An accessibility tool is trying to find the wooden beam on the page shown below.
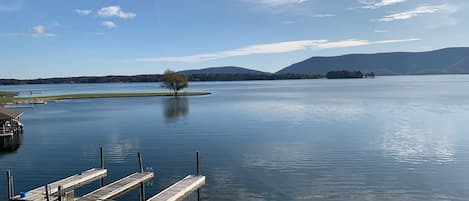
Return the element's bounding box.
[77,172,154,201]
[12,168,107,201]
[147,175,205,201]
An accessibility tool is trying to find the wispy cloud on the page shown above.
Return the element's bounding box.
[359,0,406,9]
[98,5,136,19]
[379,4,456,22]
[30,25,56,37]
[75,9,92,16]
[314,14,336,17]
[137,38,420,62]
[282,20,297,24]
[254,0,308,6]
[102,21,117,29]
[374,29,387,33]
[0,1,22,12]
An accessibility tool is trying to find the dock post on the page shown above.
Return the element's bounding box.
[10,174,14,199]
[6,170,11,201]
[100,146,104,187]
[45,184,50,201]
[138,152,145,201]
[196,151,200,201]
[58,185,63,201]
[138,152,143,173]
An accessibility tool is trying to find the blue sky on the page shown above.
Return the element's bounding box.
[1,0,468,78]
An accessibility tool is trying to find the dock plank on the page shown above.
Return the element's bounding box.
[78,172,154,201]
[12,168,107,201]
[147,175,205,201]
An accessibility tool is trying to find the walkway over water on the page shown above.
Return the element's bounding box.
[11,168,107,201]
[77,172,154,201]
[147,175,205,201]
[7,150,205,201]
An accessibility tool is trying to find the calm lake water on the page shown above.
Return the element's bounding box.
[2,75,469,200]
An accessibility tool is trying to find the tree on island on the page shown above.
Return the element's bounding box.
[162,70,188,96]
[326,70,363,79]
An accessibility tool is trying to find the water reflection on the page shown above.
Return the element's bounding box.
[381,109,456,164]
[163,97,189,122]
[0,134,22,158]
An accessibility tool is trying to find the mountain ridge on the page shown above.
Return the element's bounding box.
[178,66,271,75]
[276,47,469,75]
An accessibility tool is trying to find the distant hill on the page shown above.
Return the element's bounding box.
[276,47,469,75]
[178,66,270,75]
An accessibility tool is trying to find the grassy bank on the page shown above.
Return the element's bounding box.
[0,92,211,104]
[0,91,18,97]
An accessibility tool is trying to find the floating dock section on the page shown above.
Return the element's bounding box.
[147,175,205,201]
[10,168,107,201]
[77,172,154,201]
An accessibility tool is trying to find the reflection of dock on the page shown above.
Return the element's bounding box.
[6,149,205,201]
[0,134,22,157]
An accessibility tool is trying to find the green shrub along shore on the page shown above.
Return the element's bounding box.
[0,92,211,104]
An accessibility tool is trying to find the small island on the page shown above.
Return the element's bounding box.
[0,70,210,105]
[326,70,375,79]
[0,92,211,104]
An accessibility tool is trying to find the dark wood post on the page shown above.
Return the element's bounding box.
[10,174,14,199]
[45,184,50,201]
[138,152,143,173]
[58,185,63,201]
[196,151,200,201]
[138,152,145,201]
[100,146,104,187]
[6,170,11,200]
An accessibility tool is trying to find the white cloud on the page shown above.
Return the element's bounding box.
[137,38,420,62]
[251,0,308,6]
[282,20,296,24]
[359,0,406,9]
[98,5,136,19]
[102,21,117,29]
[379,4,456,22]
[374,29,387,33]
[74,9,92,16]
[314,14,336,17]
[30,25,56,37]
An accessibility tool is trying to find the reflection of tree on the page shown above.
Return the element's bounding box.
[0,134,22,158]
[163,97,189,122]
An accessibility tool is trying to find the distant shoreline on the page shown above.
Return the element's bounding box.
[0,92,211,104]
[0,73,320,85]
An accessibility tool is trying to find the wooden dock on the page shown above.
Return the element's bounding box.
[77,172,154,201]
[147,175,205,201]
[11,168,107,201]
[6,150,205,201]
[0,132,14,137]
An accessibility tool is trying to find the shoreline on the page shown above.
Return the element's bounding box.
[0,92,211,104]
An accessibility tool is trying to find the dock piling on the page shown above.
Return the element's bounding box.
[196,151,200,201]
[10,174,14,199]
[6,170,12,201]
[57,185,62,201]
[138,152,143,173]
[45,184,50,201]
[99,146,104,187]
[138,152,145,201]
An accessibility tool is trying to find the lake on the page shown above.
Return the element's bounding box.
[2,75,469,200]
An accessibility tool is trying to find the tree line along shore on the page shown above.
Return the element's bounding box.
[0,73,320,85]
